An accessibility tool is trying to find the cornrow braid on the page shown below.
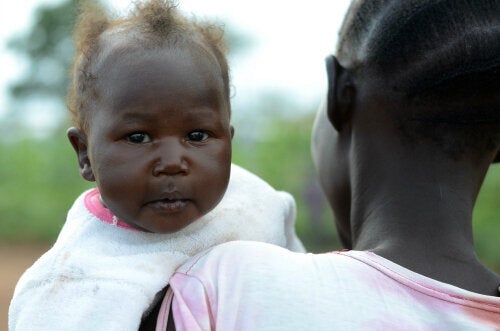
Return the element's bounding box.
[336,0,500,95]
[335,0,499,160]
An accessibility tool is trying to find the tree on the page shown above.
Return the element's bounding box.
[8,0,79,109]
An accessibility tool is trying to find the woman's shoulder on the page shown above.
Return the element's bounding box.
[176,241,286,270]
[174,241,349,281]
[173,241,299,279]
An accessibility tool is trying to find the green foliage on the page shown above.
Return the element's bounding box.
[473,165,500,271]
[0,129,93,242]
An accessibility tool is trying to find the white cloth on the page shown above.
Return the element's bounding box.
[9,164,304,331]
[168,241,500,330]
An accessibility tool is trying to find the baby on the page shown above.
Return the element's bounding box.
[9,1,304,330]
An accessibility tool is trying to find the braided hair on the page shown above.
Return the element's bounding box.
[336,0,500,160]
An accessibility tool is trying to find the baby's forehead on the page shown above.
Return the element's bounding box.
[94,26,145,67]
[87,25,229,111]
[94,46,224,94]
[95,25,221,78]
[91,31,226,108]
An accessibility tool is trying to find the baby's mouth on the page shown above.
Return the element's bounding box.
[149,198,189,212]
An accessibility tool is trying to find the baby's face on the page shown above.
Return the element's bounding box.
[86,46,232,233]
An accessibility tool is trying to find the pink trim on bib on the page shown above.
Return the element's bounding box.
[84,188,138,231]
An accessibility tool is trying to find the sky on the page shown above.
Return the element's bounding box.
[0,0,351,132]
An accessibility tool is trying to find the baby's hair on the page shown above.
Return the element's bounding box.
[67,0,230,133]
[336,0,499,159]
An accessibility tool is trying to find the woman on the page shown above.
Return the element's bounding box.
[161,0,500,329]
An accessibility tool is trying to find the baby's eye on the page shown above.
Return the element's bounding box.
[187,131,209,142]
[126,133,151,144]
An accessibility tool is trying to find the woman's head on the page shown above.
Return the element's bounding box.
[334,0,499,160]
[313,0,500,247]
[322,0,499,161]
[336,0,499,91]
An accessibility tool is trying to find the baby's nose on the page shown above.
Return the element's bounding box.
[152,139,188,176]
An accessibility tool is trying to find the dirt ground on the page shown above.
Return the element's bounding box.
[1,243,51,331]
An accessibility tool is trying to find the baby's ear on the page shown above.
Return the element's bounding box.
[325,55,355,131]
[67,127,95,182]
[230,125,235,140]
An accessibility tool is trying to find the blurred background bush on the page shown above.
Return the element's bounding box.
[0,0,498,272]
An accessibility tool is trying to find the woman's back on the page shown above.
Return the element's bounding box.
[167,241,500,330]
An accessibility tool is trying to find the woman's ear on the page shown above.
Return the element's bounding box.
[325,55,355,131]
[67,127,95,182]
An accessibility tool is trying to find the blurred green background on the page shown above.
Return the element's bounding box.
[0,0,498,273]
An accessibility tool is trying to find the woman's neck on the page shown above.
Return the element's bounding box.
[349,152,499,295]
